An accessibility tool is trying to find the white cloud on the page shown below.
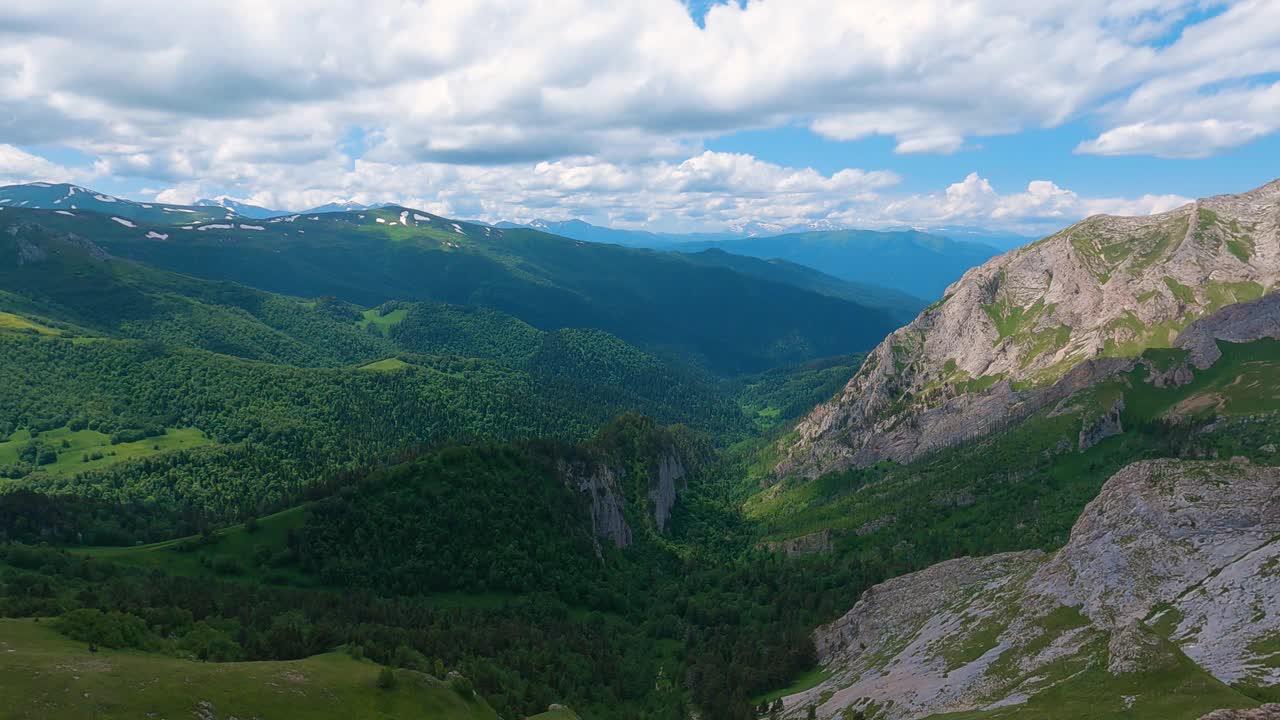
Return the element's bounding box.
[0,1,1270,235]
[877,173,1192,233]
[1078,1,1280,156]
[1,0,1266,173]
[0,144,85,185]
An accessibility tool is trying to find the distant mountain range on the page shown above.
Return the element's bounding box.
[0,183,393,222]
[193,197,389,217]
[192,196,287,219]
[1,183,996,300]
[494,218,845,247]
[0,188,906,375]
[498,218,1007,298]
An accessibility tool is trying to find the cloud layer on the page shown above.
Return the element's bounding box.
[0,0,1271,232]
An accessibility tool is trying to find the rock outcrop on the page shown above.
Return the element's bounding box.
[1173,290,1280,370]
[561,460,633,551]
[779,179,1280,478]
[649,450,687,533]
[560,443,693,552]
[789,459,1280,719]
[1201,706,1280,720]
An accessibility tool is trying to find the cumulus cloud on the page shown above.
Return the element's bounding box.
[0,1,1271,233]
[878,173,1192,233]
[2,0,1266,171]
[0,144,86,185]
[1078,1,1280,157]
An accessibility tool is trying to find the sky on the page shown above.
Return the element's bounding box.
[0,0,1277,235]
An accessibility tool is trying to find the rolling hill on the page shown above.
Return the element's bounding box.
[0,201,903,375]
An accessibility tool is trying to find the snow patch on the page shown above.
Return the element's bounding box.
[414,213,430,222]
[55,210,74,216]
[146,231,169,240]
[30,182,51,188]
[110,216,136,228]
[93,194,118,203]
[451,223,465,235]
[197,224,233,231]
[239,224,265,231]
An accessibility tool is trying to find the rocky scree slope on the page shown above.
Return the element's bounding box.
[785,458,1280,719]
[778,179,1280,478]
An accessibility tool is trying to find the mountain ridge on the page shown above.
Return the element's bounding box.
[785,457,1279,719]
[779,178,1280,479]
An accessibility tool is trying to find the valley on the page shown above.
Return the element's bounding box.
[2,178,1280,720]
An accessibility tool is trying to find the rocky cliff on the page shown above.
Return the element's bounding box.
[560,443,691,552]
[561,460,634,551]
[787,459,1280,719]
[779,179,1280,478]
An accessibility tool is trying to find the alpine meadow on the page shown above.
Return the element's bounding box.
[1,2,1279,720]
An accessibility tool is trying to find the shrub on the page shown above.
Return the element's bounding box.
[53,609,153,650]
[376,667,397,690]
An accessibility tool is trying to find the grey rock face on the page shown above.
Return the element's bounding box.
[780,180,1280,478]
[1078,395,1124,451]
[559,445,691,551]
[649,451,687,533]
[1201,706,1280,720]
[793,459,1280,719]
[1174,291,1280,369]
[560,460,633,551]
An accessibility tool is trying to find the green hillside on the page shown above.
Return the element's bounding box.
[0,618,499,720]
[0,206,899,375]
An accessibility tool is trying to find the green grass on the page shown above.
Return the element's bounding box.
[526,709,583,720]
[940,614,1007,672]
[357,307,409,336]
[80,505,312,584]
[0,310,60,335]
[926,635,1255,720]
[1124,339,1280,421]
[0,618,498,720]
[749,666,833,705]
[981,298,1050,342]
[1163,276,1196,305]
[359,357,413,371]
[0,426,212,478]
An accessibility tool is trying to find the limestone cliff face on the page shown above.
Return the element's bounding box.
[560,444,691,552]
[790,459,1280,719]
[560,460,633,551]
[779,179,1280,478]
[648,450,687,533]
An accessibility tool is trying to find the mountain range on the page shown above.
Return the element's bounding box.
[499,218,1008,298]
[2,177,1280,720]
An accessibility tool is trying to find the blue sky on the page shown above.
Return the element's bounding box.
[0,0,1276,235]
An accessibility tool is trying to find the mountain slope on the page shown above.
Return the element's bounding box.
[0,618,499,720]
[3,203,900,375]
[503,219,1000,300]
[779,179,1280,478]
[194,196,289,219]
[0,183,230,224]
[676,229,1000,299]
[679,249,926,322]
[784,458,1278,719]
